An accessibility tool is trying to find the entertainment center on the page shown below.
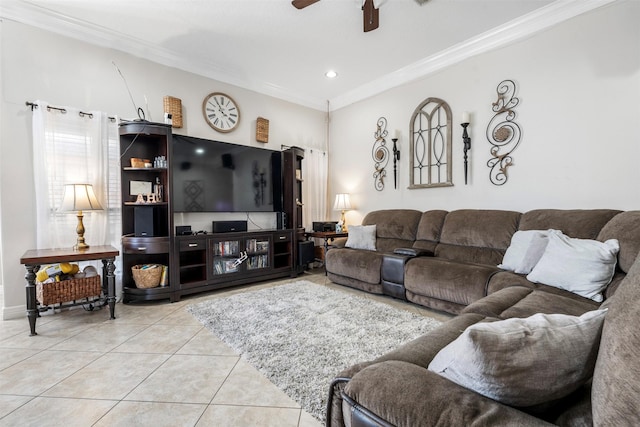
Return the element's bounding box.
[119,121,305,303]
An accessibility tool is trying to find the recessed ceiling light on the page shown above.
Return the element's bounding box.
[195,148,205,154]
[325,70,338,79]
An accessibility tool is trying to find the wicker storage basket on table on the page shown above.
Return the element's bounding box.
[36,276,102,306]
[131,264,162,288]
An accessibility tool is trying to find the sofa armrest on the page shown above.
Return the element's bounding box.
[393,247,433,257]
[330,237,348,249]
[340,360,554,427]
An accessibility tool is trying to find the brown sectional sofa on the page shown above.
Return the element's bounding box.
[325,209,640,426]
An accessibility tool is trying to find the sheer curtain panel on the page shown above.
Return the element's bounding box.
[302,148,328,230]
[31,101,121,282]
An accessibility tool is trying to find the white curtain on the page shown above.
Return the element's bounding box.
[302,148,328,230]
[31,100,121,269]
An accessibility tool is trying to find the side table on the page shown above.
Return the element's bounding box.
[304,231,348,266]
[20,245,119,336]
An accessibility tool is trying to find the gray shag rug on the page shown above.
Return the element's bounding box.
[187,280,442,422]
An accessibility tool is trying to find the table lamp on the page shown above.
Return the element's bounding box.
[60,183,104,251]
[333,193,352,232]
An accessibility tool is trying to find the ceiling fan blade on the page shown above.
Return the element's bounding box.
[362,0,379,32]
[292,0,320,9]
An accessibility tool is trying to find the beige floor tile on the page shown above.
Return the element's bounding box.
[212,360,300,408]
[93,401,206,427]
[0,347,40,371]
[114,303,185,325]
[0,396,117,427]
[42,352,169,400]
[113,324,202,354]
[125,354,238,404]
[156,305,205,326]
[49,322,148,352]
[177,328,238,356]
[0,350,101,395]
[0,395,33,419]
[0,319,94,350]
[198,404,302,427]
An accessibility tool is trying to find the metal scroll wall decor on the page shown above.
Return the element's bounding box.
[372,117,389,191]
[487,79,521,185]
[409,98,453,189]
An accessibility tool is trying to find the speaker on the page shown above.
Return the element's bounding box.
[134,207,158,237]
[176,225,192,236]
[276,212,287,230]
[298,240,315,266]
[212,220,248,233]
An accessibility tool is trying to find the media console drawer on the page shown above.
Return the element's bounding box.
[122,236,170,254]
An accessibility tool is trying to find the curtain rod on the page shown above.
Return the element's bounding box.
[26,101,116,122]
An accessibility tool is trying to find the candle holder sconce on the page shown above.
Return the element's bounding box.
[372,117,389,191]
[392,137,400,189]
[461,112,471,185]
[487,79,521,186]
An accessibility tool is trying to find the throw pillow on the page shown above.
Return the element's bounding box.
[526,233,619,302]
[499,229,559,274]
[428,309,607,407]
[345,225,377,251]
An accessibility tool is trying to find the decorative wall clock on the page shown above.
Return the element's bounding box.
[202,92,240,133]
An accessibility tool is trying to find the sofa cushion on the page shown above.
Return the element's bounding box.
[596,210,640,273]
[592,252,640,425]
[325,248,384,285]
[499,229,558,274]
[463,286,600,320]
[526,233,619,302]
[518,209,621,239]
[428,309,607,407]
[362,209,422,252]
[412,210,448,252]
[345,225,377,251]
[404,257,499,306]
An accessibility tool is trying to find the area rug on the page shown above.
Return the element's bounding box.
[186,280,442,422]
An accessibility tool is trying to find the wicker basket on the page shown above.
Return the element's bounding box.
[163,96,183,128]
[256,117,269,143]
[130,158,151,168]
[36,275,102,306]
[132,264,162,289]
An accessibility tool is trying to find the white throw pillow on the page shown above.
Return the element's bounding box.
[428,309,607,407]
[345,225,377,251]
[499,229,559,274]
[526,233,619,302]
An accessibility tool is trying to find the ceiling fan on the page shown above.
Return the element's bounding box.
[292,0,429,33]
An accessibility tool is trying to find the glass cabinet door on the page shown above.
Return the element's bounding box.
[245,237,270,271]
[212,240,241,275]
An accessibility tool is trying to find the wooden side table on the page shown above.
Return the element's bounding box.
[20,245,119,336]
[304,231,348,266]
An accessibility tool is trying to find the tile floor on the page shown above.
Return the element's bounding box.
[0,270,450,427]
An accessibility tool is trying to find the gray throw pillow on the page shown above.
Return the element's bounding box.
[345,225,377,251]
[428,309,607,407]
[526,233,619,302]
[498,229,558,274]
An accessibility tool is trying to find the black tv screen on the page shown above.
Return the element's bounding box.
[172,135,283,213]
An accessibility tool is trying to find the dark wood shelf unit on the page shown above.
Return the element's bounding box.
[119,122,174,303]
[282,147,305,274]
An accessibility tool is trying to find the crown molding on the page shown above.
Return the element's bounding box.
[1,0,616,112]
[328,0,617,111]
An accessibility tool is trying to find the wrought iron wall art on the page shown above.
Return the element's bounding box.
[372,117,389,191]
[487,79,521,186]
[392,136,400,189]
[409,98,453,189]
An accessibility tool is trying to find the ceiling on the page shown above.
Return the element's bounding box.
[1,0,613,111]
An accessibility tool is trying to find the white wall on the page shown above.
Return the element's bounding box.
[328,0,640,227]
[0,19,326,319]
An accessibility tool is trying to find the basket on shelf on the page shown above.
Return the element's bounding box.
[130,158,151,168]
[36,276,102,306]
[131,264,163,289]
[163,96,183,128]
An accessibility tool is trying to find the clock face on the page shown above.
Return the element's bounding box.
[202,92,240,133]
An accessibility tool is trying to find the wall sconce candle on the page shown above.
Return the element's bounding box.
[392,130,401,189]
[461,112,471,185]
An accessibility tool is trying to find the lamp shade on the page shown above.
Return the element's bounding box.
[333,193,352,211]
[60,184,103,212]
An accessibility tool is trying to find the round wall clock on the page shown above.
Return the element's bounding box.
[202,92,240,133]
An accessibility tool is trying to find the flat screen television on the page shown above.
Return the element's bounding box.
[172,134,283,213]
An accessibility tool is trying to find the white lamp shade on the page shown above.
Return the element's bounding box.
[333,193,352,211]
[60,184,104,212]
